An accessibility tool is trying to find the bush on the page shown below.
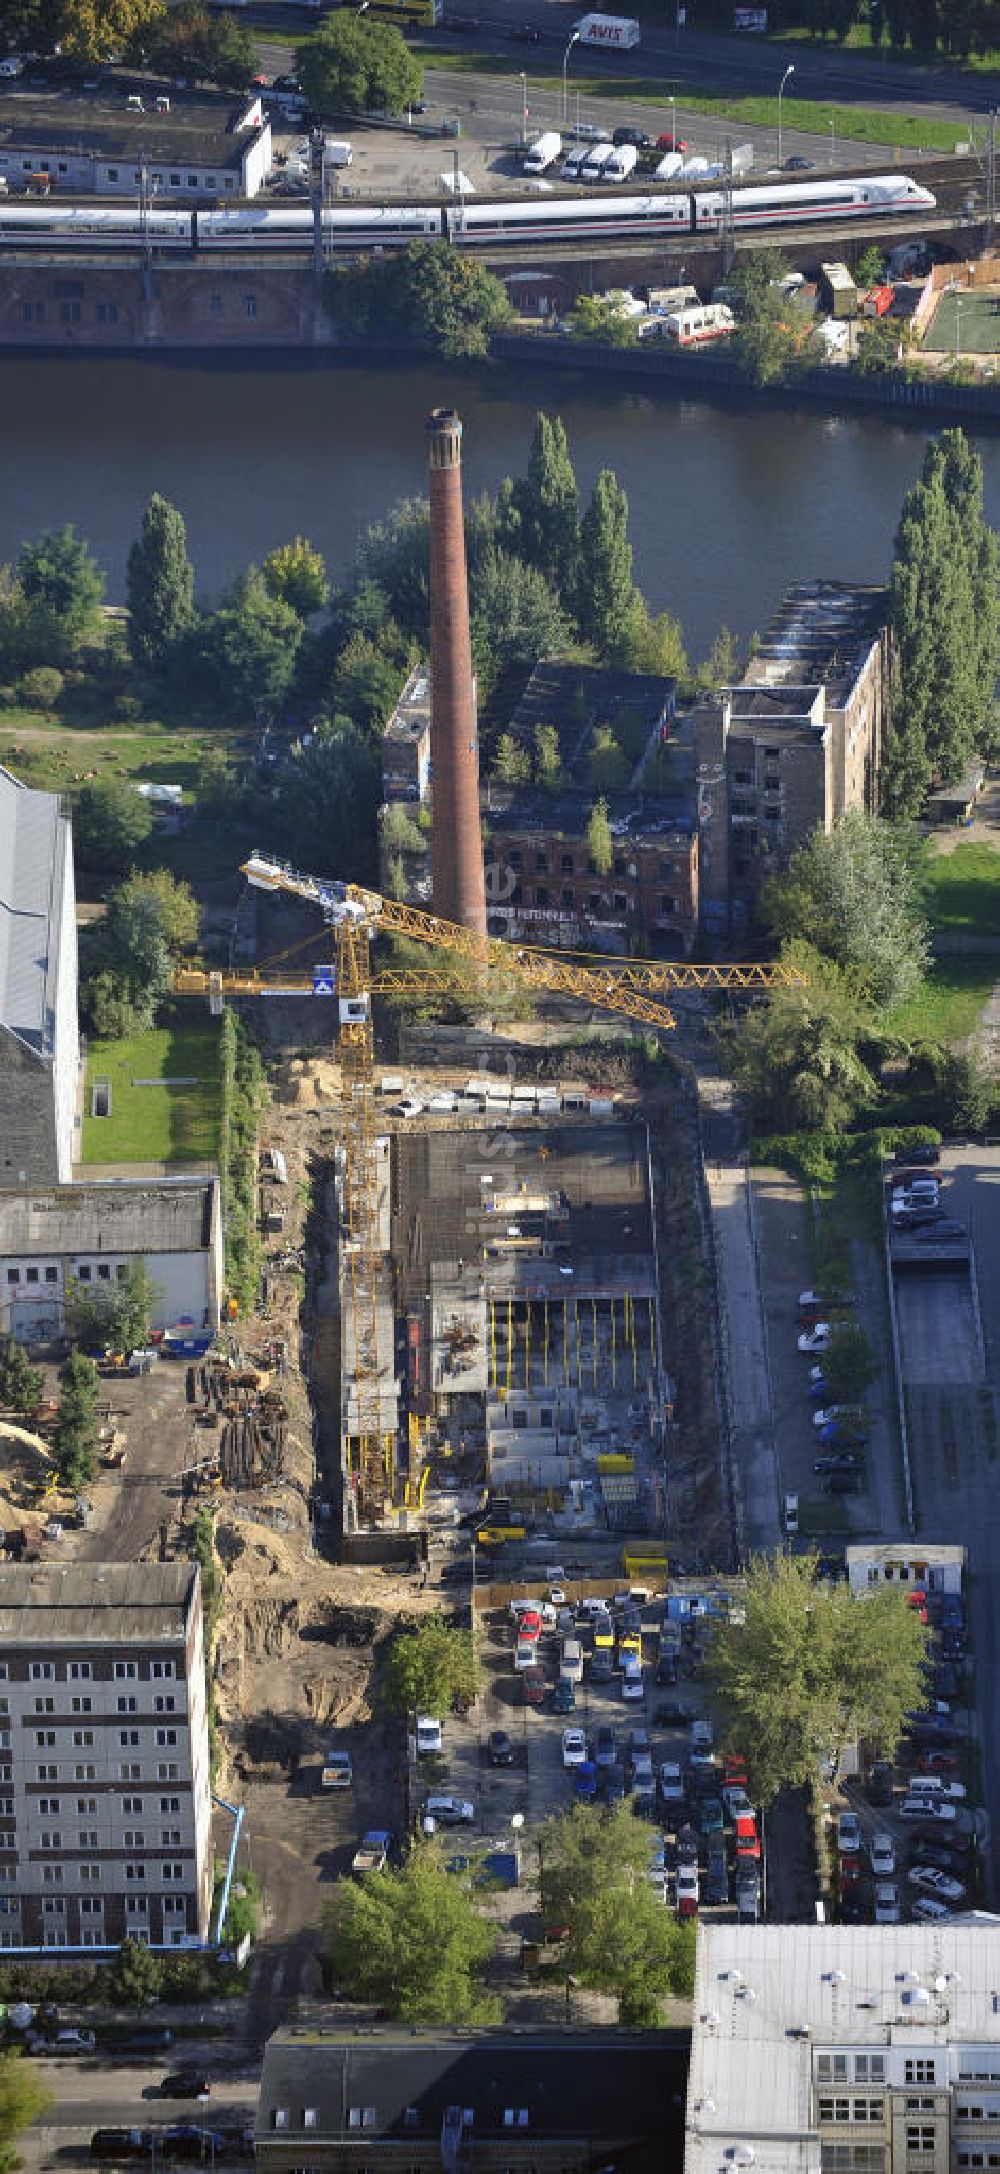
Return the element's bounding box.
[113,691,145,724]
[18,665,64,710]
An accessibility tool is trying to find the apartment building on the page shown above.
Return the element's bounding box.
[0,1564,212,1952]
[687,1923,1000,2174]
[693,581,891,934]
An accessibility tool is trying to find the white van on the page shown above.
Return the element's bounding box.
[562,146,589,180]
[0,56,24,78]
[523,130,562,174]
[580,141,615,182]
[324,138,353,167]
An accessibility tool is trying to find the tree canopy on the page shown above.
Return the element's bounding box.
[323,1842,498,2024]
[299,13,422,117]
[74,777,154,874]
[263,537,330,620]
[17,524,105,657]
[327,242,513,360]
[762,810,930,1012]
[706,1553,930,1806]
[380,1619,480,1717]
[719,943,879,1134]
[127,493,195,670]
[888,429,1000,817]
[538,1803,695,2022]
[0,2050,51,2174]
[135,2,256,84]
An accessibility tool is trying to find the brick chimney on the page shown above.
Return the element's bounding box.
[427,407,487,941]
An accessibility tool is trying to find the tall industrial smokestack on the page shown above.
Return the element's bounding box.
[427,407,487,941]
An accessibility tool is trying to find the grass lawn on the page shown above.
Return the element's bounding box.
[0,712,226,797]
[925,840,1000,933]
[81,1021,224,1166]
[887,956,999,1044]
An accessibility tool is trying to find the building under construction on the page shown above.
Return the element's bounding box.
[340,1116,666,1546]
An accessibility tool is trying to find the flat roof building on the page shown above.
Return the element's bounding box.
[0,86,271,199]
[256,2026,685,2174]
[687,1923,1000,2174]
[0,1177,223,1345]
[0,765,79,1187]
[0,1562,213,1952]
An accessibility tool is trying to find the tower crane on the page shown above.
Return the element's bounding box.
[176,853,802,1526]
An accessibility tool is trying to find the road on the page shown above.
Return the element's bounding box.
[20,2063,258,2174]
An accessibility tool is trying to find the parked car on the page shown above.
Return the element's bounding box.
[908,1865,966,1903]
[706,1838,729,1905]
[595,1725,617,1770]
[870,1833,895,1877]
[522,1665,547,1707]
[916,1220,966,1243]
[893,1205,944,1229]
[798,1324,831,1353]
[488,1729,515,1767]
[699,1795,724,1835]
[873,1880,901,1923]
[621,1658,644,1702]
[919,1750,957,1774]
[158,2075,211,2101]
[676,1862,699,1918]
[867,1761,894,1805]
[613,125,652,148]
[813,1406,862,1431]
[814,1453,862,1475]
[416,1715,443,1756]
[910,1838,969,1871]
[91,2131,152,2162]
[562,1727,587,1768]
[892,1143,940,1166]
[603,1763,627,1805]
[783,154,814,169]
[900,1796,957,1822]
[838,1811,862,1854]
[574,1760,598,1800]
[424,1795,475,1826]
[29,2028,95,2055]
[656,130,688,152]
[912,1895,953,1922]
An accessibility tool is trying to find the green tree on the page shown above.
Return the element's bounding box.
[537,1804,691,2022]
[889,429,1000,814]
[533,722,563,790]
[54,1348,100,1491]
[73,776,154,875]
[0,1337,43,1415]
[855,243,886,289]
[380,1619,480,1717]
[67,1264,158,1359]
[270,724,381,882]
[698,623,741,688]
[577,468,638,659]
[17,525,105,657]
[820,1321,878,1406]
[400,244,512,359]
[586,795,614,874]
[470,550,573,700]
[263,537,329,620]
[588,726,629,793]
[707,1553,929,1806]
[113,868,199,955]
[136,1,256,84]
[201,565,302,716]
[333,631,410,738]
[491,731,532,786]
[126,493,195,671]
[354,498,430,642]
[719,943,878,1133]
[565,292,641,348]
[323,1842,498,2024]
[761,811,930,1011]
[507,412,581,600]
[299,13,422,117]
[0,2050,52,2174]
[82,883,174,1036]
[727,248,806,385]
[110,1935,164,2014]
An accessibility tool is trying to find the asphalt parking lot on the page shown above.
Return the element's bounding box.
[410,1594,766,1922]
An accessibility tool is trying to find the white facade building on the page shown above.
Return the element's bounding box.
[0,766,79,1187]
[687,1925,1000,2174]
[0,1178,223,1343]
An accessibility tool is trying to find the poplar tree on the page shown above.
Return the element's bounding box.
[126,493,195,670]
[576,468,637,659]
[513,412,581,601]
[887,429,999,817]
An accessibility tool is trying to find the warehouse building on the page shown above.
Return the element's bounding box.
[0,1562,213,1951]
[0,766,79,1188]
[0,1178,223,1344]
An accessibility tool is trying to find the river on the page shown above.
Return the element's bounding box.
[9,351,1000,660]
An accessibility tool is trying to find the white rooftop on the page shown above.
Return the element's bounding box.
[687,1924,1000,2174]
[0,764,67,1053]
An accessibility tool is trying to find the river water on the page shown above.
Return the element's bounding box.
[9,351,1000,661]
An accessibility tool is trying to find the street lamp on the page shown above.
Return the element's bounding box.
[829,114,835,167]
[562,29,580,128]
[955,291,963,362]
[670,91,676,150]
[519,70,528,146]
[777,63,794,170]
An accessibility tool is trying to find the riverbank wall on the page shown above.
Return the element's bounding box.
[4,256,1000,428]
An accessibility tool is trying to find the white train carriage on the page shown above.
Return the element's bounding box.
[448,192,690,246]
[694,173,935,231]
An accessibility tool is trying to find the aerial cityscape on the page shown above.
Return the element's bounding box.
[2,0,1000,2169]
